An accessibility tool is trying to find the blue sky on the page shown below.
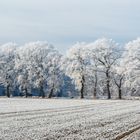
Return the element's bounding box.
[0,0,140,53]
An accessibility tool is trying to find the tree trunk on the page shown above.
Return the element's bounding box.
[80,75,85,99]
[118,88,122,99]
[40,85,45,98]
[48,88,54,98]
[25,88,28,98]
[114,77,123,100]
[118,77,123,99]
[6,85,10,98]
[93,88,97,99]
[48,84,54,98]
[106,70,111,99]
[93,71,97,99]
[107,80,111,99]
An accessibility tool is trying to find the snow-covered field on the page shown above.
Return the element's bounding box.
[0,98,140,140]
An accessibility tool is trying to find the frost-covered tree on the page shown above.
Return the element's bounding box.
[86,43,101,99]
[89,38,120,99]
[0,43,17,97]
[113,63,125,99]
[16,72,31,97]
[122,38,140,96]
[64,43,89,98]
[15,42,62,98]
[47,54,63,98]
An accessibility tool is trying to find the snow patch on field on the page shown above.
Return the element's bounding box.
[0,98,110,113]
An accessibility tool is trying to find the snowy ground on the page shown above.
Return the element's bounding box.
[0,98,140,140]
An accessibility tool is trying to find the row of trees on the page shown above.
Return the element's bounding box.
[0,38,140,99]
